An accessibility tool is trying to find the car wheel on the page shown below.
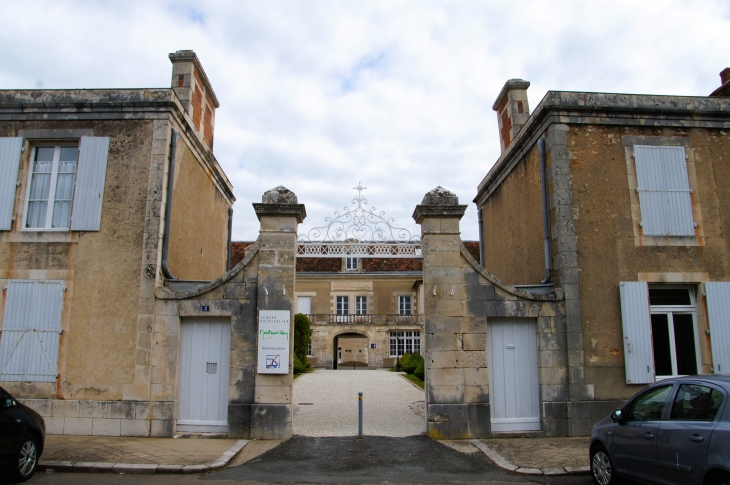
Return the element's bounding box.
[591,445,617,485]
[12,434,39,482]
[710,471,730,485]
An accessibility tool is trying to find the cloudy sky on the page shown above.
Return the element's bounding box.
[1,1,728,241]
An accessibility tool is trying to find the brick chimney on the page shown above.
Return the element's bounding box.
[710,68,730,97]
[169,50,220,149]
[492,79,530,153]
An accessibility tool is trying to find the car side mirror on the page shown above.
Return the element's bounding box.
[611,409,624,423]
[1,398,15,409]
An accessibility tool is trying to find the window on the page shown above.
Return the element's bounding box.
[398,296,412,315]
[389,331,421,357]
[25,145,78,229]
[634,145,695,236]
[0,280,64,382]
[670,384,723,421]
[336,296,349,315]
[649,286,699,378]
[355,296,367,315]
[627,385,672,421]
[345,257,358,271]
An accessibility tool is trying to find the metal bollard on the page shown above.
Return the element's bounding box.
[358,392,363,438]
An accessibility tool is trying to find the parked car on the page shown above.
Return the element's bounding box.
[0,386,45,482]
[590,375,729,485]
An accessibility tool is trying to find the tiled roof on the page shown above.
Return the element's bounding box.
[230,240,481,272]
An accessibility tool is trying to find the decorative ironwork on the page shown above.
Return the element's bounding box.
[298,183,421,258]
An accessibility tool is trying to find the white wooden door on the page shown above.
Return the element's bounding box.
[488,318,540,432]
[178,318,231,433]
[297,296,311,315]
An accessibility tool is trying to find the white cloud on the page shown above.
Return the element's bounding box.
[1,0,728,245]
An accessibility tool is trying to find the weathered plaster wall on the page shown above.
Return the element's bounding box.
[481,144,546,285]
[167,138,229,280]
[566,125,730,399]
[0,120,153,401]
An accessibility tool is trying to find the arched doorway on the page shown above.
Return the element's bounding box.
[333,332,369,370]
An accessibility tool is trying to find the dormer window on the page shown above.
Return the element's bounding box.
[345,257,358,271]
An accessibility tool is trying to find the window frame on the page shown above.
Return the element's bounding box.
[625,384,674,422]
[345,257,358,271]
[389,331,421,357]
[336,295,349,315]
[355,296,367,315]
[668,383,725,422]
[22,144,79,232]
[398,295,412,315]
[649,285,701,380]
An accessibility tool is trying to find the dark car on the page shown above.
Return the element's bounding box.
[0,387,45,482]
[590,375,730,485]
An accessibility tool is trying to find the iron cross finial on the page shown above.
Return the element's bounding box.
[354,182,367,193]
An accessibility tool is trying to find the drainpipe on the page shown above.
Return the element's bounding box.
[161,129,178,280]
[226,207,233,271]
[538,138,551,284]
[477,206,485,267]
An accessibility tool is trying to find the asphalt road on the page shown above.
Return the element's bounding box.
[13,436,595,485]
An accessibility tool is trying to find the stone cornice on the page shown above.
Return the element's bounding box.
[412,205,467,224]
[253,203,307,223]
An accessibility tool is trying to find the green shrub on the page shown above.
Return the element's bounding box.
[414,361,425,380]
[294,313,311,364]
[293,354,308,374]
[402,352,423,375]
[399,353,411,367]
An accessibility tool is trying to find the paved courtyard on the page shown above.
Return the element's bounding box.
[293,369,425,437]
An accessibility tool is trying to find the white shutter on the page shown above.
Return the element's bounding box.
[71,136,109,231]
[0,137,23,230]
[706,282,730,374]
[0,280,64,382]
[634,145,695,236]
[619,282,654,384]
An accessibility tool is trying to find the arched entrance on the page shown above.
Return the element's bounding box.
[333,332,369,370]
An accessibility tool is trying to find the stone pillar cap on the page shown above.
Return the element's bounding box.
[253,186,306,222]
[412,187,467,223]
[492,78,530,110]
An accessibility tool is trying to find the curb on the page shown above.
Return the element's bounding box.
[38,439,249,474]
[470,440,591,477]
[396,373,425,391]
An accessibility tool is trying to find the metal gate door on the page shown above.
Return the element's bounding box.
[487,318,540,432]
[177,318,231,434]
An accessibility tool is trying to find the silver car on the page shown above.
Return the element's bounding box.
[590,375,729,485]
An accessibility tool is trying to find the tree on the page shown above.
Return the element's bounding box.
[294,313,311,368]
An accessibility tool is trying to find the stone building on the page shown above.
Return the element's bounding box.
[472,69,730,435]
[0,50,235,437]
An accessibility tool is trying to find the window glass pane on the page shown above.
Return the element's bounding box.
[670,385,723,420]
[628,385,672,421]
[673,314,698,375]
[652,314,673,376]
[28,172,51,200]
[650,288,691,306]
[59,147,78,162]
[35,147,54,162]
[52,201,72,228]
[26,201,48,228]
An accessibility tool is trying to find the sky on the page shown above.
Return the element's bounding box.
[1,1,729,241]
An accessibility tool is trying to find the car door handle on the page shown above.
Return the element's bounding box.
[689,435,704,443]
[643,432,655,440]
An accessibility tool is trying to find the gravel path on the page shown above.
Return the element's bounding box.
[293,369,425,437]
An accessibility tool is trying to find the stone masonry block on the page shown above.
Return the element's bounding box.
[63,417,92,435]
[78,401,107,418]
[255,385,292,403]
[467,284,495,302]
[539,333,567,351]
[542,401,568,420]
[464,367,489,386]
[134,402,152,420]
[427,333,460,351]
[540,366,568,385]
[462,316,488,333]
[228,404,252,439]
[152,402,174,420]
[568,401,591,419]
[425,316,462,334]
[494,287,517,301]
[539,302,556,317]
[570,384,595,401]
[433,300,465,317]
[467,403,491,438]
[563,284,580,301]
[52,400,79,418]
[568,350,585,367]
[428,385,465,404]
[463,333,486,351]
[121,419,150,437]
[429,368,464,387]
[540,384,570,402]
[464,385,489,403]
[45,416,64,434]
[543,418,569,437]
[427,404,468,440]
[570,418,593,437]
[251,404,292,440]
[92,418,121,436]
[424,266,462,284]
[151,420,174,437]
[106,401,135,420]
[567,332,583,351]
[22,399,52,416]
[537,316,554,334]
[569,366,585,384]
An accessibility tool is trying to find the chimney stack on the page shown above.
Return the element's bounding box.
[169,50,220,149]
[720,68,730,86]
[492,79,530,153]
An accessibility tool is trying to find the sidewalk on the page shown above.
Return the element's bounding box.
[38,436,280,474]
[472,437,591,476]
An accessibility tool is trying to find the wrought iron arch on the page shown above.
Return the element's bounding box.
[297,183,421,258]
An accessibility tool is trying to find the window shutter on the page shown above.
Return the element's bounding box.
[0,280,64,382]
[634,145,695,236]
[706,282,730,374]
[619,282,654,384]
[71,136,110,231]
[0,137,23,230]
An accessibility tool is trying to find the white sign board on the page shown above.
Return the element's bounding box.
[258,310,291,374]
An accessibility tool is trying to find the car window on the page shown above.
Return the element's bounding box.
[627,385,673,421]
[670,384,723,421]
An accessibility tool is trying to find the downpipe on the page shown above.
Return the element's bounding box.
[226,207,234,272]
[538,138,552,285]
[161,129,178,280]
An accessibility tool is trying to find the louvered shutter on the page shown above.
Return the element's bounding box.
[0,280,64,382]
[0,137,23,230]
[71,136,109,231]
[619,282,654,384]
[634,145,695,236]
[706,282,730,374]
